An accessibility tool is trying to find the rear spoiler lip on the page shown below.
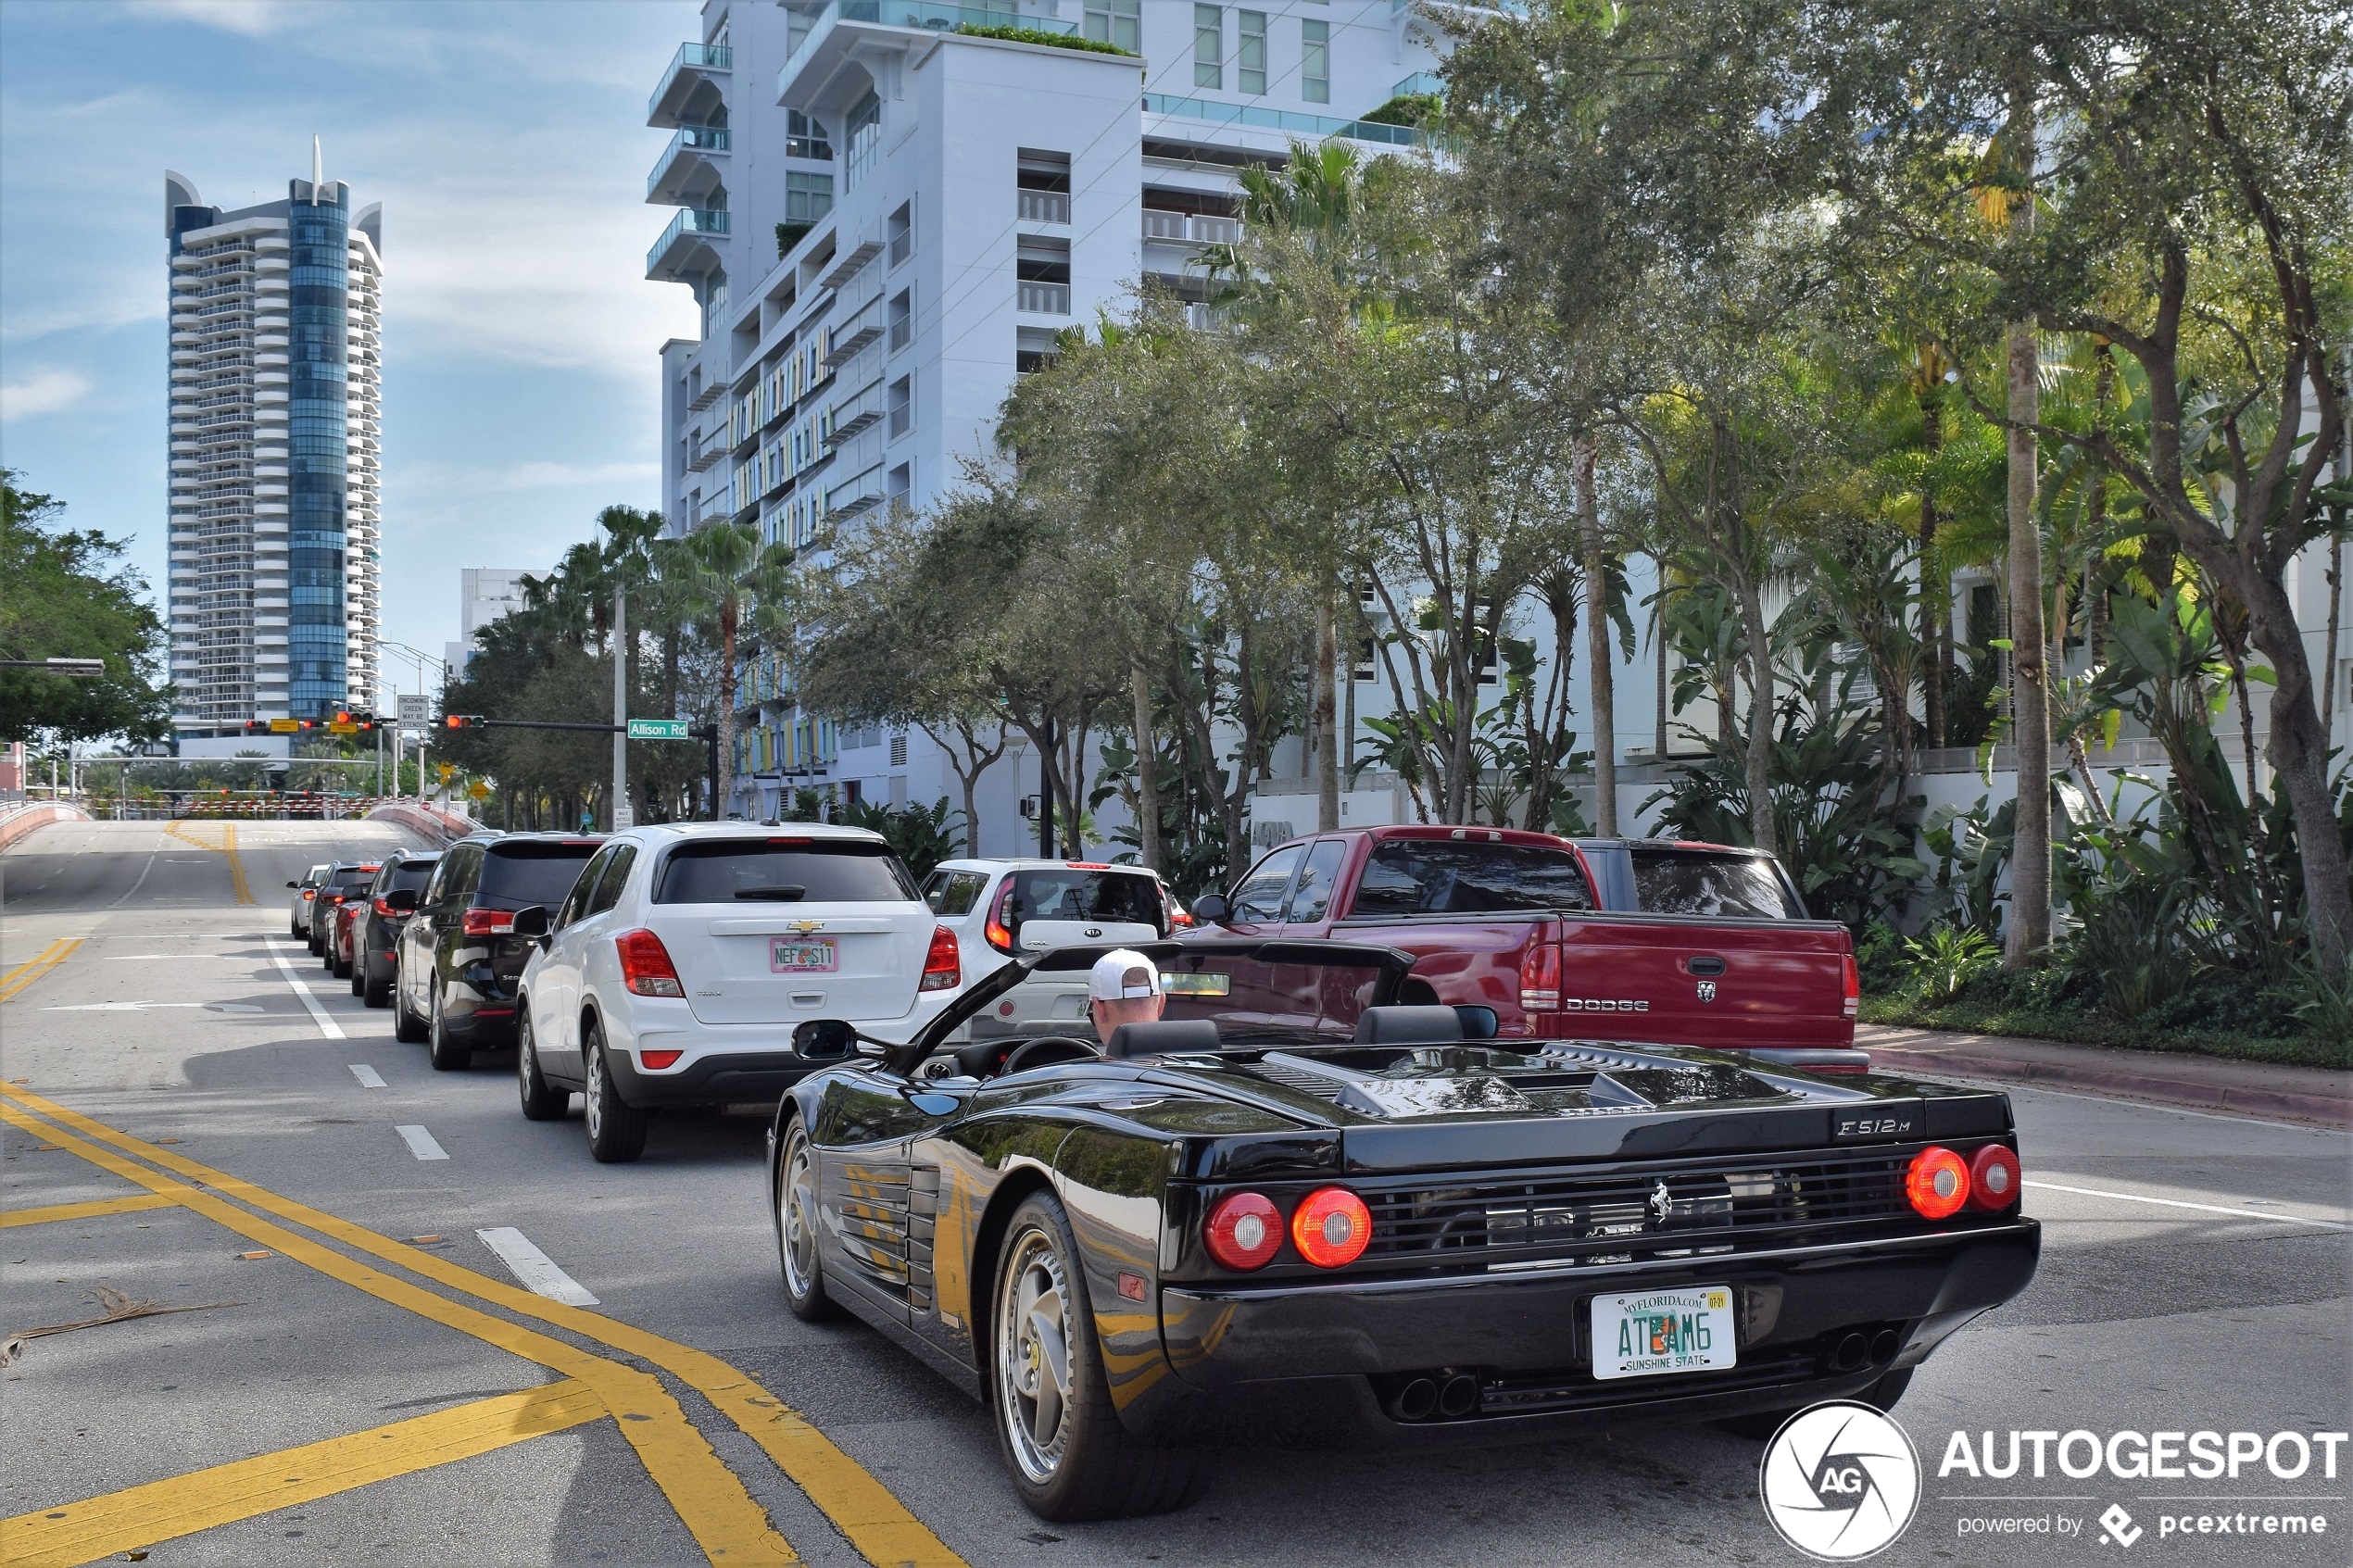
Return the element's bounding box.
[1741,1047,1872,1076]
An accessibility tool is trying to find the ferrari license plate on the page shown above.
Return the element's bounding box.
[769,938,837,973]
[1591,1286,1737,1380]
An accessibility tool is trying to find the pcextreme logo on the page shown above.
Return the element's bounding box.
[1759,1401,1922,1561]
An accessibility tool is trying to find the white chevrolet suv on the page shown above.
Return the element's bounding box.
[916,859,1178,1042]
[511,822,961,1162]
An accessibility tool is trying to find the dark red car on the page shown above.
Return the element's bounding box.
[319,863,380,981]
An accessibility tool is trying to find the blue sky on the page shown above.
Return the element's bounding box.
[0,0,701,690]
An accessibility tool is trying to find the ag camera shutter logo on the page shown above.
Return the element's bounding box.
[1759,1401,1922,1560]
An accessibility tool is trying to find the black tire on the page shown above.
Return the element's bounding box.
[990,1192,1210,1521]
[582,1023,648,1163]
[362,960,391,1009]
[427,985,472,1072]
[774,1116,842,1321]
[347,957,364,995]
[392,962,427,1043]
[1713,1367,1915,1441]
[517,1010,567,1122]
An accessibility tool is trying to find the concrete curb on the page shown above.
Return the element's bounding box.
[1864,1041,2352,1129]
[0,804,91,854]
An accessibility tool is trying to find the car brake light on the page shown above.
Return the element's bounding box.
[1906,1146,1971,1220]
[920,924,961,992]
[461,908,513,937]
[984,880,1017,955]
[302,889,316,901]
[640,1049,684,1070]
[1170,909,1194,929]
[1204,1192,1283,1271]
[1067,861,1109,870]
[1291,1187,1372,1268]
[1841,952,1860,1019]
[616,928,685,997]
[371,897,398,917]
[1519,942,1561,1011]
[1968,1145,2020,1210]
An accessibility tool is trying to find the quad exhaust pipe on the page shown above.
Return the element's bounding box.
[1827,1327,1905,1374]
[1388,1371,1482,1423]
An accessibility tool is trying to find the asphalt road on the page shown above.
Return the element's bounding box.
[2,819,2347,1568]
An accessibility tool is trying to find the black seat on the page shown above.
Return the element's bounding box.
[1103,1019,1222,1059]
[1353,1005,1466,1045]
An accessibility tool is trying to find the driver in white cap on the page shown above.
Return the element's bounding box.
[1087,947,1164,1042]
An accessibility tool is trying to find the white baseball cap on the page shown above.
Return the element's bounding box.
[1088,948,1161,1000]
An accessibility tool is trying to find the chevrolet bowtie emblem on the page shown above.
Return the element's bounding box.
[786,919,825,934]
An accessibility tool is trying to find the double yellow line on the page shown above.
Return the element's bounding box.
[0,937,81,1004]
[164,821,253,904]
[0,1086,968,1568]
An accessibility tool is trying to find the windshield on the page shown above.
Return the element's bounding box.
[329,868,379,900]
[653,838,917,904]
[476,841,603,910]
[381,860,436,895]
[1005,869,1165,934]
[1629,848,1805,919]
[1352,840,1593,916]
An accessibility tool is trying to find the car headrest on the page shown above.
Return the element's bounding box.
[1353,1005,1466,1045]
[1103,1019,1222,1059]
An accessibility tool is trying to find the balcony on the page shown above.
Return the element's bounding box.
[1017,190,1070,224]
[646,124,731,205]
[647,207,730,281]
[824,295,885,365]
[1143,210,1241,245]
[648,42,732,129]
[778,2,1076,105]
[824,461,886,519]
[826,380,886,443]
[1141,93,1428,148]
[1017,281,1071,315]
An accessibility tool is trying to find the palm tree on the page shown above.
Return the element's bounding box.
[653,521,795,816]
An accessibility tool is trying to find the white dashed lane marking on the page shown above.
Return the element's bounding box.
[2024,1179,2350,1231]
[394,1124,447,1161]
[264,936,345,1039]
[348,1064,386,1089]
[475,1227,599,1306]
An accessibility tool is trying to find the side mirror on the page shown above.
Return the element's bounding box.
[285,880,298,888]
[382,888,420,915]
[1190,893,1232,925]
[794,1019,856,1061]
[509,904,550,939]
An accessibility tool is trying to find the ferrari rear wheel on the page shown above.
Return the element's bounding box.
[990,1193,1209,1521]
[774,1118,842,1322]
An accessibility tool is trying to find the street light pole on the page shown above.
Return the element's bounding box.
[612,583,632,830]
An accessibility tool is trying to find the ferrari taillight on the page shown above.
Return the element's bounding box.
[1968,1144,2020,1210]
[1905,1146,1971,1220]
[920,924,961,992]
[1290,1187,1372,1268]
[616,928,685,997]
[1519,942,1561,1011]
[1204,1192,1283,1271]
[984,880,1017,955]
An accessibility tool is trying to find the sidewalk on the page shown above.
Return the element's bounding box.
[1857,1023,2352,1128]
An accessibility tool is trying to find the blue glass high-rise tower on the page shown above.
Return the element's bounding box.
[285,180,350,717]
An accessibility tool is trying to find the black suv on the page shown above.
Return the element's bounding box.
[394,834,603,1070]
[352,848,440,1008]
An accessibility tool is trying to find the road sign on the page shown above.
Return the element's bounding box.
[396,694,431,730]
[268,719,302,734]
[437,762,455,783]
[627,719,692,741]
[327,721,359,734]
[467,780,490,801]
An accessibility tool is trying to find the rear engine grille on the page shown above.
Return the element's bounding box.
[1363,1150,1917,1270]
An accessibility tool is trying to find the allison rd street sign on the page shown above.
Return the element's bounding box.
[626,719,693,741]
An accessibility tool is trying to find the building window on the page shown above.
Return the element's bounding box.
[786,109,832,160]
[1194,5,1222,89]
[888,200,912,267]
[887,463,912,508]
[887,374,912,438]
[786,172,833,225]
[1084,0,1139,53]
[1016,236,1072,315]
[1302,19,1329,103]
[1016,149,1071,224]
[888,288,912,352]
[890,733,909,768]
[1016,326,1060,374]
[1239,10,1266,94]
[700,271,729,337]
[844,90,882,190]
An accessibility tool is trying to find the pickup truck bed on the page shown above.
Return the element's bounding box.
[1187,826,1859,1056]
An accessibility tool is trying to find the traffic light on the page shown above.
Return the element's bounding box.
[446,714,483,729]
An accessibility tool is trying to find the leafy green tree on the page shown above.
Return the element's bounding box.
[0,472,172,745]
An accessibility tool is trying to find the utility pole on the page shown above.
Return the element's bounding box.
[612,583,632,830]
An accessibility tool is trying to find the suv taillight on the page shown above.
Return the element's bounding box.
[1841,952,1860,1019]
[616,928,685,997]
[984,880,1018,955]
[372,897,397,917]
[461,908,513,938]
[920,924,961,992]
[1519,942,1561,1011]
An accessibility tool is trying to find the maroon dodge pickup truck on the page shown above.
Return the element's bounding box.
[1184,825,1861,1064]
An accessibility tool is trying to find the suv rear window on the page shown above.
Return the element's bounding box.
[383,859,437,894]
[475,841,603,909]
[1352,841,1593,916]
[1629,848,1805,919]
[1005,869,1166,933]
[653,839,917,904]
[330,867,380,900]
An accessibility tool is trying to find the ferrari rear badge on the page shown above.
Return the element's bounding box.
[1696,980,1718,1003]
[1649,1181,1673,1228]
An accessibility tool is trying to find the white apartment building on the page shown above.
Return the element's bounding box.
[446,567,532,681]
[648,0,1487,834]
[166,146,383,745]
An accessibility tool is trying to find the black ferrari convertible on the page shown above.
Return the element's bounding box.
[766,939,2040,1521]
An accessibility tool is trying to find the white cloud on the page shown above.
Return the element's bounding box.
[131,0,296,37]
[0,368,94,422]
